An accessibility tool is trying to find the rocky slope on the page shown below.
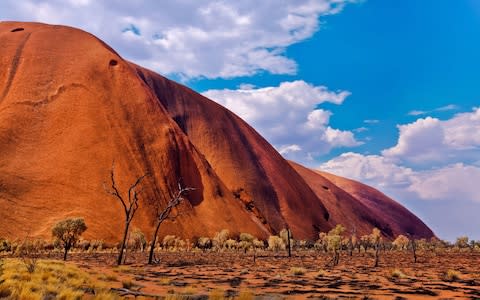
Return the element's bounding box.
[0,22,434,242]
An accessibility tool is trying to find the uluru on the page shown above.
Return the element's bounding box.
[0,21,434,242]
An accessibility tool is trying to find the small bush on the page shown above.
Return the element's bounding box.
[268,236,285,251]
[18,238,44,273]
[224,239,238,250]
[196,237,212,250]
[0,238,11,252]
[52,217,87,261]
[239,233,255,243]
[443,269,461,282]
[213,229,230,249]
[390,269,406,279]
[290,267,306,276]
[253,239,265,250]
[163,235,177,249]
[121,280,134,289]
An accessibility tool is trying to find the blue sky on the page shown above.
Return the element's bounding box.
[193,0,480,160]
[2,0,479,241]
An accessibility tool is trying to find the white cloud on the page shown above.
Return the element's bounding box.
[320,153,480,203]
[0,0,358,79]
[279,144,302,155]
[383,108,480,164]
[408,163,480,202]
[353,127,368,133]
[203,80,361,162]
[305,109,332,129]
[407,104,459,116]
[319,152,414,189]
[320,108,480,240]
[436,104,459,112]
[364,119,379,124]
[408,110,428,116]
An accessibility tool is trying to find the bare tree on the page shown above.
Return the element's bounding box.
[18,238,44,273]
[148,183,194,264]
[371,228,382,267]
[408,235,418,263]
[347,226,357,257]
[104,164,146,265]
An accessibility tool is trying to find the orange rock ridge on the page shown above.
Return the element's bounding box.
[0,22,434,242]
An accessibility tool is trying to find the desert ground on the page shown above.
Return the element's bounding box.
[2,249,479,299]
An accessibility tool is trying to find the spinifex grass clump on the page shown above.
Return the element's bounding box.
[0,259,117,299]
[390,269,407,279]
[443,269,461,282]
[290,267,306,276]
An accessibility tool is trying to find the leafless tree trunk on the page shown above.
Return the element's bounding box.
[286,227,292,258]
[348,227,356,257]
[411,238,417,263]
[148,183,194,264]
[104,164,146,265]
[374,242,380,267]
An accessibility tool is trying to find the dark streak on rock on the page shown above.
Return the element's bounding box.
[1,32,31,103]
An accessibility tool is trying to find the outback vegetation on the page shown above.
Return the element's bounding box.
[0,168,478,299]
[1,221,479,299]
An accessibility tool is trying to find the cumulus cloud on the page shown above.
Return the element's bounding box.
[383,108,480,164]
[320,107,480,206]
[319,107,480,240]
[0,0,358,79]
[408,163,480,202]
[319,153,480,203]
[319,152,414,188]
[203,80,361,162]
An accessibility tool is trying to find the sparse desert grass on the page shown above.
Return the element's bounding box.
[209,288,225,300]
[290,266,306,276]
[1,248,479,299]
[237,289,253,300]
[121,279,134,289]
[316,269,327,277]
[164,294,188,300]
[157,276,171,285]
[390,268,407,279]
[113,265,131,273]
[98,273,118,282]
[443,269,461,282]
[0,259,117,299]
[182,286,197,295]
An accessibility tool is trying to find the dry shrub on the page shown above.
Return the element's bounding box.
[443,269,461,282]
[237,289,253,300]
[290,267,306,276]
[268,236,285,251]
[390,269,407,279]
[18,239,44,273]
[209,289,224,300]
[213,229,230,249]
